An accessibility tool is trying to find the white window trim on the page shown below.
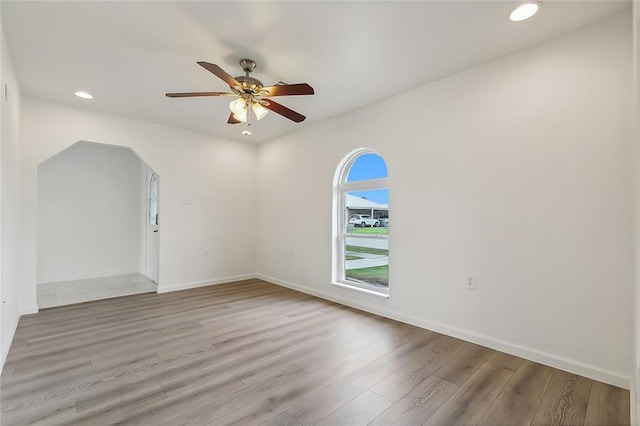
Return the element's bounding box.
[332,148,389,296]
[332,281,390,298]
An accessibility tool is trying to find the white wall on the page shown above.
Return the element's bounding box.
[256,13,634,388]
[19,98,257,305]
[1,20,23,369]
[37,142,144,283]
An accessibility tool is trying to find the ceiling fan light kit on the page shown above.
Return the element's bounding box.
[166,58,314,133]
[229,97,249,122]
[252,102,269,120]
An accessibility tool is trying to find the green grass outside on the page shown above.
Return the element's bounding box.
[346,265,389,286]
[348,227,389,236]
[345,255,361,261]
[345,245,389,256]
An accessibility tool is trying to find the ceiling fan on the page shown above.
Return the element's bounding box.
[166,59,314,127]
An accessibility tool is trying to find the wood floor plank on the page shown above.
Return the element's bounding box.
[238,362,309,388]
[88,370,251,425]
[159,341,299,397]
[286,333,439,425]
[115,352,357,426]
[2,356,92,384]
[353,327,423,362]
[74,380,166,413]
[584,381,630,426]
[263,411,302,426]
[90,349,160,370]
[370,335,461,402]
[212,304,343,352]
[485,350,524,372]
[423,363,513,426]
[0,365,101,412]
[5,328,156,372]
[432,341,495,386]
[369,376,458,426]
[531,371,593,426]
[314,390,393,426]
[207,353,371,425]
[477,360,554,426]
[0,279,630,426]
[0,396,77,426]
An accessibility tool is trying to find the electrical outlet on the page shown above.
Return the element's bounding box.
[466,274,476,290]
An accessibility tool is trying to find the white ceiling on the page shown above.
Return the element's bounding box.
[2,1,630,143]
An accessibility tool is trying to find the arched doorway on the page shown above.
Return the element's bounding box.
[36,141,159,308]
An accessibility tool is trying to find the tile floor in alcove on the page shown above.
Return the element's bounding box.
[37,273,157,308]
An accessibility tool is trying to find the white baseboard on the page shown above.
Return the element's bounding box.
[1,301,40,373]
[157,274,257,294]
[0,312,20,375]
[256,273,630,390]
[20,304,39,315]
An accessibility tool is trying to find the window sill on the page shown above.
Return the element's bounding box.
[331,281,389,299]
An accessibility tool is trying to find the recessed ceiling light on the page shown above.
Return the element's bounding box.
[509,2,540,22]
[74,91,93,99]
[242,130,252,136]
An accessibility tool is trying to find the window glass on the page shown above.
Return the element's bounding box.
[345,189,389,236]
[345,234,389,291]
[346,153,388,182]
[148,173,158,225]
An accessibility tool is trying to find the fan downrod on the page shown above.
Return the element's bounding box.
[234,59,262,91]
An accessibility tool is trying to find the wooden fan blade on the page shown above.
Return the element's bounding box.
[198,62,241,89]
[260,83,314,97]
[261,99,306,123]
[166,92,232,98]
[227,113,241,124]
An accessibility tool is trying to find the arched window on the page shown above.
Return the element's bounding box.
[333,149,389,296]
[148,173,158,225]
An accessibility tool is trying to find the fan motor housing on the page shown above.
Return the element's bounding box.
[235,75,264,93]
[233,59,263,94]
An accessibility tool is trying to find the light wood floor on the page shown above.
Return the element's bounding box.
[0,279,630,425]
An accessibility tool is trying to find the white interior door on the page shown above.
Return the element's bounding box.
[145,172,159,284]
